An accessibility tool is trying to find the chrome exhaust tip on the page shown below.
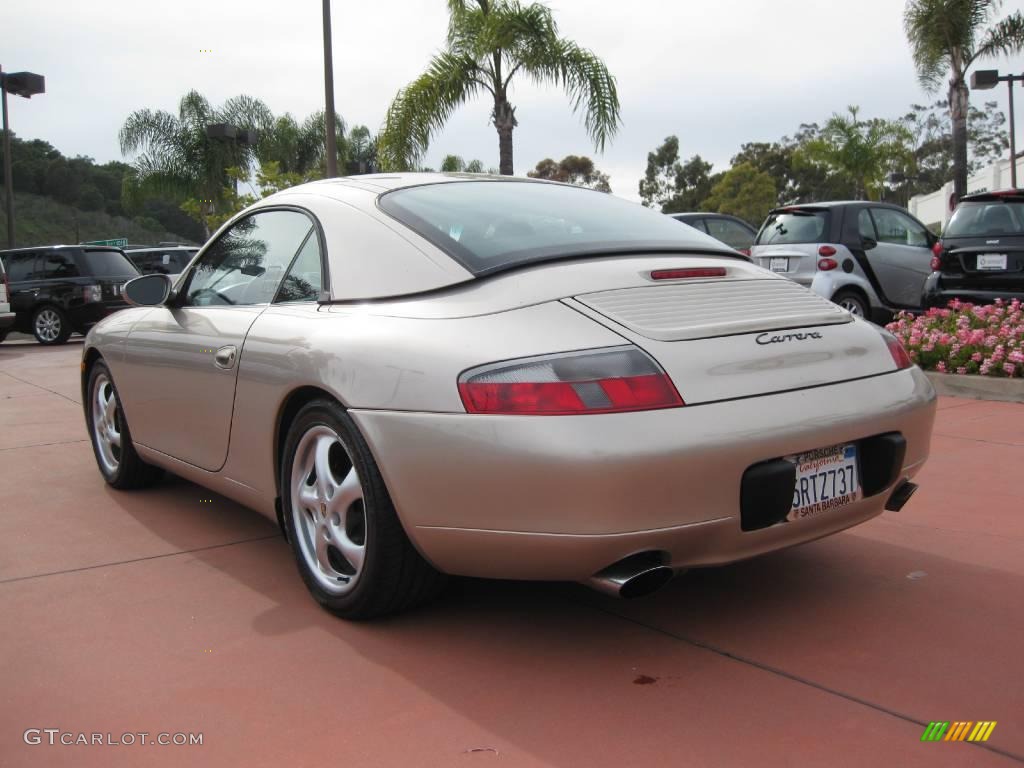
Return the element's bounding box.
[885,480,918,512]
[586,553,675,599]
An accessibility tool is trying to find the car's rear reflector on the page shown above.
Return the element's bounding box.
[458,347,684,415]
[650,267,726,281]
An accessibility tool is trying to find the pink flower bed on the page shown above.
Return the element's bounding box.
[885,299,1024,378]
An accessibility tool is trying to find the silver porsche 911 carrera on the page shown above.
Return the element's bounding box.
[81,174,936,618]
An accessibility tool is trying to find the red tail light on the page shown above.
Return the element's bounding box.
[880,330,912,370]
[817,258,838,271]
[818,245,837,257]
[651,267,726,280]
[930,256,942,271]
[737,248,751,257]
[932,241,943,256]
[458,347,684,415]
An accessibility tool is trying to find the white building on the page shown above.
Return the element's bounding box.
[908,154,1024,231]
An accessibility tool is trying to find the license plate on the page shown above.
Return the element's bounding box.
[977,253,1007,270]
[769,257,789,273]
[787,443,859,521]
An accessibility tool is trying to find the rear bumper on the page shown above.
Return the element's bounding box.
[0,311,14,331]
[923,275,1024,307]
[352,368,936,581]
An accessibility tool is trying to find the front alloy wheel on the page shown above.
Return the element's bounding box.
[92,371,123,475]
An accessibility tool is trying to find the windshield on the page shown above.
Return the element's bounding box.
[379,181,732,275]
[756,210,828,245]
[81,249,140,278]
[945,200,1024,237]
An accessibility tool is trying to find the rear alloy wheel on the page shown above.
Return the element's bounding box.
[32,306,71,345]
[282,400,445,618]
[833,290,867,318]
[86,361,162,489]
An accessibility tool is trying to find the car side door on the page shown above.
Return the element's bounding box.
[119,208,318,471]
[4,251,40,322]
[864,207,934,308]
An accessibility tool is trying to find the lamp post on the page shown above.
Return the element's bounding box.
[1,67,45,248]
[322,0,339,178]
[971,69,1023,189]
[205,122,258,194]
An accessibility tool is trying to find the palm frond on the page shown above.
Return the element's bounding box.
[119,109,182,157]
[378,52,482,171]
[971,11,1024,63]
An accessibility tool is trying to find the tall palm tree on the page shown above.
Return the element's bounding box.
[378,0,620,175]
[904,0,1024,199]
[119,90,273,237]
[259,111,347,176]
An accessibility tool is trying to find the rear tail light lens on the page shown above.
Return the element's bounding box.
[818,245,837,257]
[458,347,684,415]
[879,329,912,370]
[737,248,751,257]
[651,267,726,280]
[817,258,838,271]
[931,241,944,271]
[930,256,942,271]
[83,284,102,303]
[931,241,943,257]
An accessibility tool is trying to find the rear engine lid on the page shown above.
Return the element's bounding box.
[573,276,850,342]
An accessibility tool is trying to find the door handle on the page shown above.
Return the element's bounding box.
[214,345,237,370]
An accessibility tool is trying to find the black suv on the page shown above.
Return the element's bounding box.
[924,190,1024,307]
[0,246,139,344]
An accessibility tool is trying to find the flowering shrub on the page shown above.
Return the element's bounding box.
[885,299,1024,378]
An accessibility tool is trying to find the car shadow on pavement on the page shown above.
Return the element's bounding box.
[103,471,1024,763]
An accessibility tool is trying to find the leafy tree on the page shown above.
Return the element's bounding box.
[795,107,912,200]
[76,184,105,212]
[639,136,716,211]
[527,154,611,191]
[702,163,777,226]
[347,125,377,174]
[378,0,620,175]
[259,112,341,176]
[43,158,81,204]
[904,0,1024,200]
[119,90,274,238]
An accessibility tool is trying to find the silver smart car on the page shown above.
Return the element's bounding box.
[81,175,936,618]
[751,201,937,322]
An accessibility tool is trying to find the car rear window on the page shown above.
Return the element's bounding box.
[378,181,732,275]
[756,210,829,245]
[80,249,140,278]
[945,200,1024,237]
[129,250,196,274]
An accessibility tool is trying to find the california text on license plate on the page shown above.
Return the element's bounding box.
[787,443,860,521]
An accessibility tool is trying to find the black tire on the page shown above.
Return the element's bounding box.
[32,305,72,345]
[281,399,445,619]
[832,290,869,319]
[85,360,163,489]
[0,329,8,344]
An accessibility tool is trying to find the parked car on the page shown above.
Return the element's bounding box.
[923,190,1024,308]
[0,257,14,342]
[123,245,199,282]
[82,174,935,619]
[0,245,139,344]
[669,212,757,255]
[751,202,937,322]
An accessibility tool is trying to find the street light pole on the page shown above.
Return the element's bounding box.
[1008,77,1017,189]
[971,69,1024,190]
[1,67,14,249]
[322,0,338,178]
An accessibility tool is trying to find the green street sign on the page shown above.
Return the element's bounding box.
[83,238,128,248]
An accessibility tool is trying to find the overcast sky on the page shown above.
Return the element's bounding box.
[5,0,1024,201]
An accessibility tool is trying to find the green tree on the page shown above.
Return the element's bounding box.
[639,136,716,211]
[795,107,912,200]
[702,163,777,226]
[259,112,341,176]
[527,154,611,191]
[119,90,274,238]
[904,0,1024,200]
[347,125,377,174]
[378,0,620,175]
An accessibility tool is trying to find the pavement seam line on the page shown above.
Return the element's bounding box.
[577,600,1024,765]
[0,370,81,405]
[0,439,89,452]
[0,534,281,586]
[932,431,1024,448]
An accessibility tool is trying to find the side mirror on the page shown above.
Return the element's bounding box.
[124,274,172,307]
[862,237,878,251]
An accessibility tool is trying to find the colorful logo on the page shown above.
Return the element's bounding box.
[921,721,997,742]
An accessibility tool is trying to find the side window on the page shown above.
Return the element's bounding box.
[41,251,81,279]
[182,210,315,307]
[4,252,38,282]
[871,209,929,247]
[706,218,754,249]
[858,209,877,241]
[274,231,323,303]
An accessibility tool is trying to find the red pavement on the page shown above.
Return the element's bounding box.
[1,339,1022,767]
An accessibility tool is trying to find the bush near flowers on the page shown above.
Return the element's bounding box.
[885,299,1024,377]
